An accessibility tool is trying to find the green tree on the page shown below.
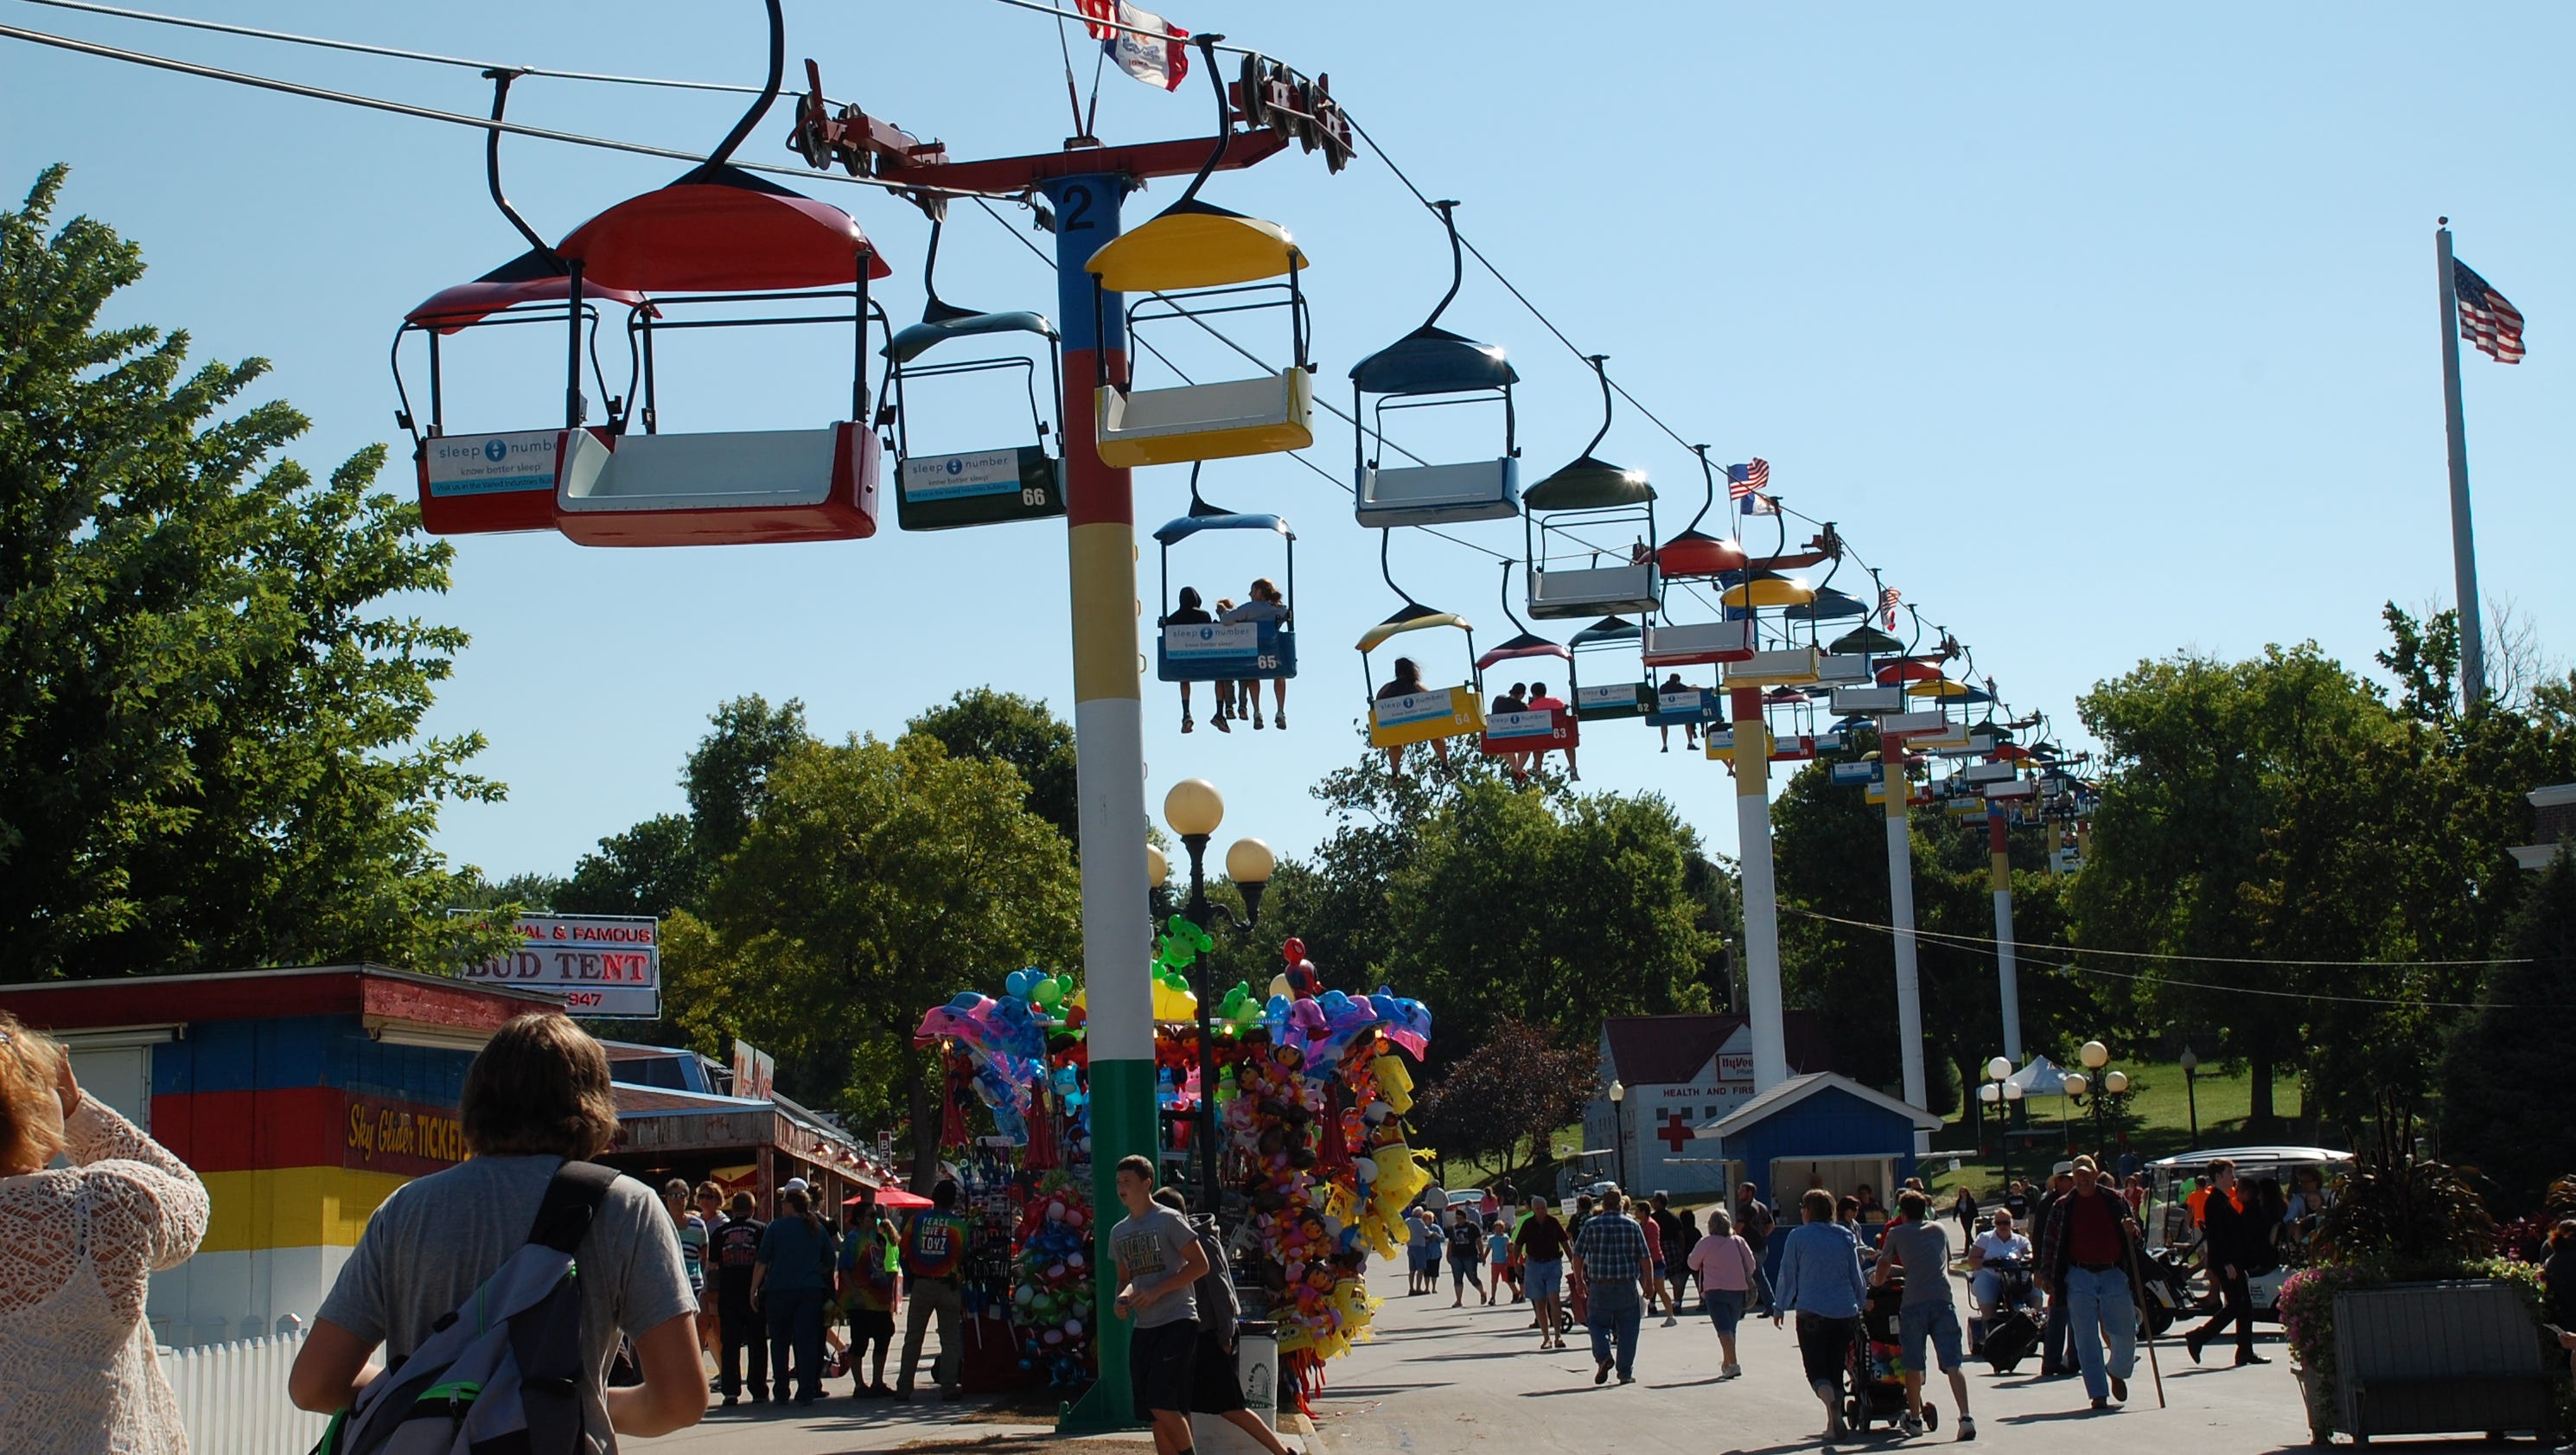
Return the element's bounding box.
[2075,645,2394,1130]
[556,695,813,920]
[0,165,503,979]
[1410,1017,1597,1181]
[906,687,1081,851]
[672,733,1080,1184]
[2439,850,2576,1213]
[1265,757,1718,1061]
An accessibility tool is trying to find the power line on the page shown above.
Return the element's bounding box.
[0,20,991,196]
[5,0,798,98]
[1783,905,2527,970]
[980,0,1264,60]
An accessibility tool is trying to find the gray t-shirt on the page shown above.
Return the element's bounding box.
[1109,1204,1201,1330]
[316,1156,697,1453]
[1879,1219,1956,1309]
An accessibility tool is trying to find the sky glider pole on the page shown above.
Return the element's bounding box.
[1729,686,1789,1089]
[1044,165,1152,1432]
[1988,797,2024,1067]
[1880,725,1930,1153]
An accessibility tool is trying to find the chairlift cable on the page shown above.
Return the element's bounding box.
[0,20,985,195]
[1783,908,2527,970]
[3,0,828,100]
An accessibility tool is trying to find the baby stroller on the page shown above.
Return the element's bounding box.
[1846,1278,1938,1434]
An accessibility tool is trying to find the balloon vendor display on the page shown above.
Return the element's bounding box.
[915,939,1432,1409]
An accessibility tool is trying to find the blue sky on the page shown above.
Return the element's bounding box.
[3,2,2566,881]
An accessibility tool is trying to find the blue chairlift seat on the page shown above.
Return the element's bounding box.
[1567,615,1653,720]
[883,303,1066,531]
[1153,509,1297,682]
[1350,326,1521,527]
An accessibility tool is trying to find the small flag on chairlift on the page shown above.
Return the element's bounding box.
[1725,458,1769,501]
[1741,493,1779,517]
[2453,258,2527,364]
[1878,586,1903,629]
[1077,0,1192,92]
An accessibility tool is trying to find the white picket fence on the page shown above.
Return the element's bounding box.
[161,1326,330,1455]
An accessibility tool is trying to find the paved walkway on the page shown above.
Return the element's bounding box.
[641,1259,2329,1455]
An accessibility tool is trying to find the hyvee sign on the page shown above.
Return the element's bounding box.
[459,914,661,1018]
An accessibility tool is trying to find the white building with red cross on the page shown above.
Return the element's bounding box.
[1578,1012,1833,1200]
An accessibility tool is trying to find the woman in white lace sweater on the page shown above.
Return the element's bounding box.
[0,1010,211,1453]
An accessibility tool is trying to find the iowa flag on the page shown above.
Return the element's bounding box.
[1078,0,1191,92]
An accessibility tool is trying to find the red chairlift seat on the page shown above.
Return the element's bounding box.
[397,251,652,537]
[549,165,892,546]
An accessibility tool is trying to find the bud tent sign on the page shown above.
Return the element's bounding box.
[459,913,661,1018]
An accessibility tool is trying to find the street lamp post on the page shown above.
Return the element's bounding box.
[1608,1080,1629,1190]
[2179,1044,2202,1150]
[2061,1039,2128,1166]
[1158,780,1273,1222]
[1981,1056,2021,1195]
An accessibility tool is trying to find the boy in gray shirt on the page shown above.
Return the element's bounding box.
[1872,1189,1975,1440]
[1109,1155,1208,1455]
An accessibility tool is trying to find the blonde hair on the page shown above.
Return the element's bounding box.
[0,1011,69,1174]
[460,1014,621,1159]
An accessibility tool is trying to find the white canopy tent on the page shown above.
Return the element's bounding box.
[2006,1055,2073,1097]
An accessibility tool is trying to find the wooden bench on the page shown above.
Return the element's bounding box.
[2332,1279,2556,1444]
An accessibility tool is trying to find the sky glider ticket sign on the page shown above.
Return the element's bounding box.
[458,913,661,1018]
[894,446,1063,530]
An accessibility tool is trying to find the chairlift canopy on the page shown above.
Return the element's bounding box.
[1349,325,1516,396]
[887,309,1057,365]
[1524,458,1652,510]
[405,248,652,334]
[556,165,889,292]
[1084,201,1304,292]
[1830,625,1904,656]
[1358,602,1471,654]
[1151,511,1292,545]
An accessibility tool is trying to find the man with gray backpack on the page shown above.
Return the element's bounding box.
[288,1014,704,1452]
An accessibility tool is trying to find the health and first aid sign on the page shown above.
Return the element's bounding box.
[458,913,661,1018]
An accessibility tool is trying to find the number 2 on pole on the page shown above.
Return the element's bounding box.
[1062,185,1095,233]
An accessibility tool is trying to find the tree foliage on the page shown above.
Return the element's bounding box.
[0,165,502,978]
[1259,753,1719,1064]
[657,732,1080,1184]
[905,687,1081,852]
[1410,1017,1596,1180]
[1771,739,2091,1117]
[2439,849,2576,1215]
[2074,619,2576,1146]
[555,695,812,920]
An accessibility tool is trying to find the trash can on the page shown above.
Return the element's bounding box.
[1234,1319,1278,1423]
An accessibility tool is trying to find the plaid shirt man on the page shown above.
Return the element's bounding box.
[1572,1209,1650,1282]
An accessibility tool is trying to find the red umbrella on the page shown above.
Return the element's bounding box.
[847,1186,934,1209]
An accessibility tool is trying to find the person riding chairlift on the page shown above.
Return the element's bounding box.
[1163,587,1213,733]
[1657,673,1699,754]
[1377,656,1451,781]
[1223,578,1290,732]
[1525,681,1576,782]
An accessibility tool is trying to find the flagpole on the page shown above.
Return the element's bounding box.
[2434,218,2487,706]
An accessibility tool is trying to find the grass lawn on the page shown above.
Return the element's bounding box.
[1921,1057,2311,1198]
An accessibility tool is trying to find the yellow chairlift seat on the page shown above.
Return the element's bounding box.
[1084,202,1304,292]
[1719,574,1815,610]
[1087,201,1315,469]
[1907,677,1978,697]
[1358,603,1486,749]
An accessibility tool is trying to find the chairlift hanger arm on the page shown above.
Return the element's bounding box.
[692,0,786,179]
[787,58,951,190]
[481,70,552,259]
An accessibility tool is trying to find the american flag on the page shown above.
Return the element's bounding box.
[2454,258,2527,364]
[1725,459,1769,501]
[1878,586,1902,629]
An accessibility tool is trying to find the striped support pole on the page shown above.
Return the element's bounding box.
[1882,733,1930,1153]
[1729,686,1789,1090]
[1045,172,1151,1432]
[1989,800,2024,1064]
